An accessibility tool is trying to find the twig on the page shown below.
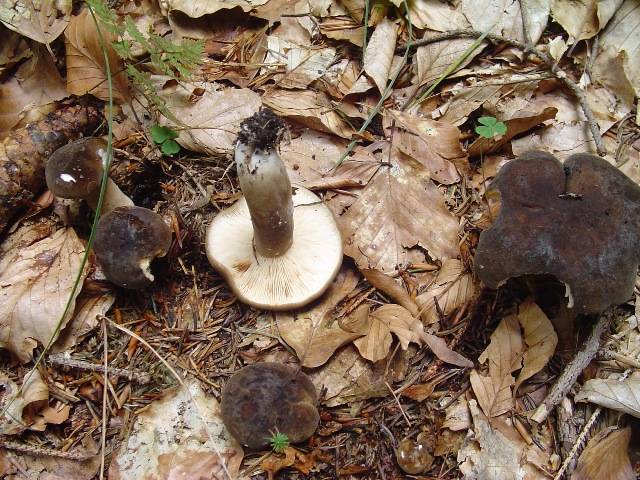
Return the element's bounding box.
[399,29,606,156]
[0,438,95,461]
[531,308,616,424]
[553,407,601,480]
[48,353,151,384]
[99,319,108,480]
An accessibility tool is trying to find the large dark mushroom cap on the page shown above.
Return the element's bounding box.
[94,206,172,289]
[220,363,319,449]
[475,151,640,314]
[45,137,107,199]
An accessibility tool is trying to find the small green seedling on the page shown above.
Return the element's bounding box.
[268,431,290,453]
[150,124,180,156]
[475,116,507,139]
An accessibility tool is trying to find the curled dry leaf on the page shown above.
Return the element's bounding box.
[363,18,397,94]
[514,299,557,394]
[65,9,129,103]
[551,0,623,42]
[387,110,465,185]
[340,144,459,273]
[416,259,475,325]
[109,380,243,480]
[160,82,261,155]
[0,0,71,45]
[470,315,523,418]
[575,375,640,418]
[0,369,47,435]
[263,89,356,139]
[277,266,362,368]
[0,228,89,362]
[361,268,419,317]
[572,427,633,480]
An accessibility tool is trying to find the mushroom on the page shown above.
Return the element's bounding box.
[94,206,172,289]
[45,137,133,213]
[474,150,640,314]
[220,363,319,449]
[206,109,342,310]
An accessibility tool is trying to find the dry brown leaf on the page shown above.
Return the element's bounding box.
[467,107,557,157]
[551,0,623,42]
[0,369,48,435]
[415,35,484,88]
[0,0,70,45]
[421,332,473,368]
[363,18,397,94]
[109,380,243,479]
[442,395,471,431]
[263,89,356,139]
[277,266,363,368]
[353,304,423,362]
[0,28,30,75]
[575,375,640,418]
[0,43,68,138]
[438,82,503,126]
[512,121,598,160]
[340,145,459,273]
[65,9,129,103]
[387,110,465,184]
[319,18,364,47]
[470,315,523,417]
[514,299,557,394]
[0,228,89,362]
[458,400,553,479]
[571,427,633,480]
[595,0,640,98]
[161,0,269,16]
[416,259,475,325]
[361,268,419,317]
[461,0,525,42]
[160,82,261,155]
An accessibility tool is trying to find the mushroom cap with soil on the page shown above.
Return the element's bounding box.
[45,137,133,213]
[206,109,342,310]
[474,150,640,314]
[94,206,172,289]
[220,363,319,449]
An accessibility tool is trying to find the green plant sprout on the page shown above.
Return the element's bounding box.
[151,125,180,156]
[268,431,290,453]
[475,116,507,138]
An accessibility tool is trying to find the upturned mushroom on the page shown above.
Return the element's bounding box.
[94,206,172,289]
[206,109,342,310]
[45,137,133,213]
[220,363,319,449]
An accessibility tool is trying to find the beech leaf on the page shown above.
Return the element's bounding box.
[575,376,640,418]
[363,18,397,94]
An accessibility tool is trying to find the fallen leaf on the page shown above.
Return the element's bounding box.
[109,380,243,479]
[354,304,423,362]
[160,82,261,155]
[421,332,473,368]
[458,400,552,479]
[461,0,525,41]
[442,395,471,431]
[340,144,459,273]
[572,427,633,480]
[416,259,475,325]
[363,18,397,94]
[0,0,71,45]
[263,88,356,138]
[319,17,364,47]
[511,121,598,160]
[470,315,523,417]
[548,36,568,61]
[0,43,68,138]
[551,0,623,42]
[0,369,47,435]
[387,110,465,184]
[415,34,484,88]
[467,107,557,157]
[65,9,129,103]
[277,266,363,368]
[0,228,89,362]
[261,446,324,477]
[514,299,558,394]
[361,268,419,317]
[438,82,503,126]
[575,375,640,418]
[161,0,269,16]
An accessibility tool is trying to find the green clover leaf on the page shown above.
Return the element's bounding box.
[150,124,179,144]
[161,139,180,156]
[475,116,507,138]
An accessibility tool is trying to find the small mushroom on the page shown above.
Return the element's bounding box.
[45,137,133,213]
[94,206,172,289]
[220,363,319,449]
[474,150,640,314]
[206,109,342,310]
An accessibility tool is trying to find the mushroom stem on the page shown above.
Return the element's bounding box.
[235,141,293,257]
[85,178,134,214]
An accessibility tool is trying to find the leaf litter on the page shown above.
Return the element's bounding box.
[0,0,639,478]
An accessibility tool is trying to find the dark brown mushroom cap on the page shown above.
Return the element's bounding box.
[220,363,319,449]
[45,137,107,199]
[94,206,172,289]
[475,151,640,314]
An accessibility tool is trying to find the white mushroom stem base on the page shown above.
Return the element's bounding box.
[206,186,342,310]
